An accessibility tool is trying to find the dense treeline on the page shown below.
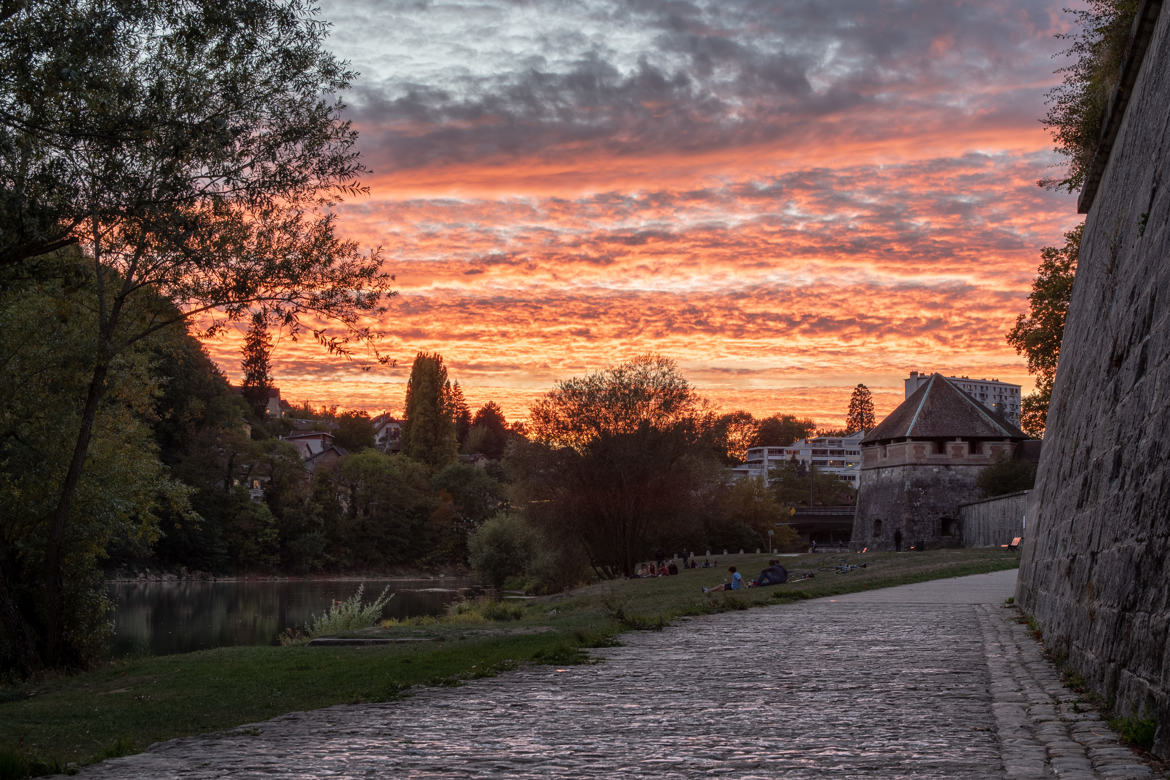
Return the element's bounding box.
[2,273,841,673]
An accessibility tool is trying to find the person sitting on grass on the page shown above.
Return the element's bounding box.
[751,559,788,587]
[703,566,743,593]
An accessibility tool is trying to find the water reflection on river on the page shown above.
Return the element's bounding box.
[108,579,470,657]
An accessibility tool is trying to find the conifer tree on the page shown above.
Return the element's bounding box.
[467,401,510,459]
[449,381,472,447]
[845,384,875,433]
[240,317,275,418]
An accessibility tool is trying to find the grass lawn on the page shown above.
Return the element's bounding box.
[0,548,1019,777]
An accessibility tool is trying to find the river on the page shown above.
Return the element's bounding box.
[107,578,471,656]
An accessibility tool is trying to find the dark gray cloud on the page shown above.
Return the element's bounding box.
[325,0,1069,173]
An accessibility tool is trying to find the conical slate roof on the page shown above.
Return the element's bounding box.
[862,373,1028,445]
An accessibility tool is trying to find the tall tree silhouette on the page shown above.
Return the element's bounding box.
[845,384,875,433]
[401,353,458,468]
[241,317,275,418]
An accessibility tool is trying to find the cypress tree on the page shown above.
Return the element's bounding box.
[401,352,458,468]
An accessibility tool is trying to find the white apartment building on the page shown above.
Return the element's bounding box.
[905,370,1021,426]
[733,431,865,485]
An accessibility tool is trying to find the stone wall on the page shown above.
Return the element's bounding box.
[1015,1,1170,759]
[852,463,983,550]
[959,490,1029,548]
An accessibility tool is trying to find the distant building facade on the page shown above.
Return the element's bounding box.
[372,413,402,453]
[281,431,347,472]
[905,370,1021,426]
[852,373,1032,551]
[733,431,864,485]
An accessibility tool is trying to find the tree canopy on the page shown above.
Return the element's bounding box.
[241,316,275,419]
[752,414,816,448]
[466,401,510,459]
[1,0,392,338]
[711,410,758,464]
[1007,222,1081,436]
[1,0,394,670]
[520,356,721,577]
[770,461,857,508]
[530,354,707,451]
[333,410,375,452]
[977,455,1037,498]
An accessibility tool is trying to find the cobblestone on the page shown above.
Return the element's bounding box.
[64,571,1160,779]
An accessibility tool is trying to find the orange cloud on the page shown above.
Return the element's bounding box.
[198,0,1078,430]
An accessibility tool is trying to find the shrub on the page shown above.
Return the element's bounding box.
[1108,715,1157,749]
[304,585,393,638]
[467,512,541,591]
[977,454,1037,497]
[1042,0,1139,191]
[447,598,527,622]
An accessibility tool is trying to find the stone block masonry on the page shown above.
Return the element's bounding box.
[853,462,981,549]
[1016,0,1170,760]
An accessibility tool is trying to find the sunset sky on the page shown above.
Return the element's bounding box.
[204,0,1085,427]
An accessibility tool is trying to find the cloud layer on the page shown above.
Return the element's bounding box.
[201,0,1082,426]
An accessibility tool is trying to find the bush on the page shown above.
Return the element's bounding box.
[304,585,393,638]
[446,599,527,622]
[467,512,542,591]
[1042,0,1139,191]
[977,455,1037,498]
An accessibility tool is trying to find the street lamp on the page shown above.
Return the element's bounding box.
[768,528,774,554]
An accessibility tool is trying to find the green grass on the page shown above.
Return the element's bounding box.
[0,548,1018,776]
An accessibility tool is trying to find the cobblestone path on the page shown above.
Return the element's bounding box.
[68,571,1158,779]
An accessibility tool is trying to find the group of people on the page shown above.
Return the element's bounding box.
[703,560,789,593]
[635,556,793,593]
[635,554,721,578]
[636,560,680,577]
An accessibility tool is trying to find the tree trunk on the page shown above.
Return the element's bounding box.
[42,356,109,666]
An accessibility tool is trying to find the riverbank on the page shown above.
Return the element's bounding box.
[1,548,1020,778]
[104,566,472,583]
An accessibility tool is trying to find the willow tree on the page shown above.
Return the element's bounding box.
[1,0,393,669]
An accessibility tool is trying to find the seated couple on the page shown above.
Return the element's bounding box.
[703,560,787,593]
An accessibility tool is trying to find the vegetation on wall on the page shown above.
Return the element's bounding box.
[1041,0,1140,191]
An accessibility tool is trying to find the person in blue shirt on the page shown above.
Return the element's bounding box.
[703,566,743,593]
